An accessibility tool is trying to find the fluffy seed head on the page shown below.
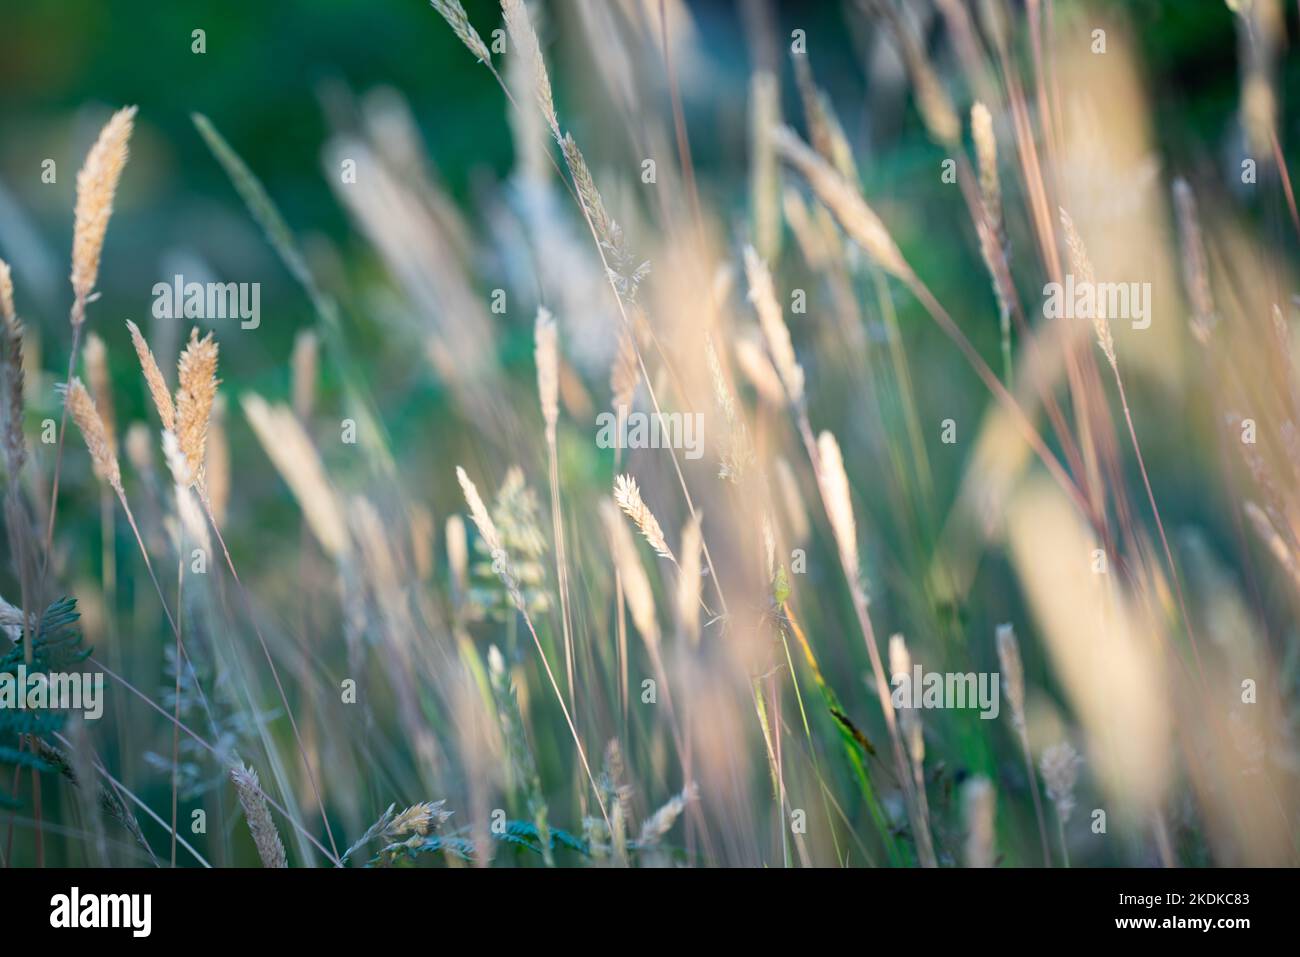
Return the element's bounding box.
[534,307,559,442]
[1059,207,1114,366]
[971,102,1000,224]
[996,622,1026,730]
[613,473,673,560]
[229,763,288,868]
[637,783,698,847]
[388,800,451,838]
[456,465,522,608]
[601,499,659,648]
[64,378,121,492]
[1040,741,1083,824]
[430,0,492,64]
[243,394,348,557]
[126,319,175,431]
[175,328,219,486]
[501,0,560,138]
[816,430,858,579]
[890,633,924,763]
[71,106,137,313]
[744,245,804,405]
[772,125,912,281]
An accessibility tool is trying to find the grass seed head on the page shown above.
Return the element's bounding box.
[613,473,673,561]
[175,327,220,486]
[72,106,137,315]
[64,377,121,492]
[125,319,175,431]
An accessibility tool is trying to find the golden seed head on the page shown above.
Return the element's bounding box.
[175,327,219,486]
[71,106,137,312]
[126,319,175,431]
[64,377,121,492]
[613,473,673,561]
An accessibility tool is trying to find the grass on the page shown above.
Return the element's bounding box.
[0,0,1298,868]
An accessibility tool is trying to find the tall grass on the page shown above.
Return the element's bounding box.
[0,0,1297,868]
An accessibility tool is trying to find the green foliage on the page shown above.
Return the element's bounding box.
[0,597,91,808]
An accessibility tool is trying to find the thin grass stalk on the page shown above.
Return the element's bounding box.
[87,656,340,865]
[196,490,341,862]
[796,418,931,865]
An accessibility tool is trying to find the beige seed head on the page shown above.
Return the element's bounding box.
[995,623,1026,731]
[1059,207,1115,366]
[971,102,1000,224]
[388,800,450,838]
[601,499,659,648]
[772,125,913,281]
[71,106,137,314]
[636,783,698,847]
[534,307,559,442]
[456,465,522,608]
[613,473,673,560]
[446,513,469,604]
[560,133,616,256]
[889,633,923,764]
[243,394,348,557]
[125,319,175,431]
[1040,741,1083,824]
[229,763,288,868]
[430,0,492,64]
[175,328,219,486]
[706,337,753,483]
[908,53,960,146]
[501,0,560,138]
[743,245,804,405]
[816,430,858,579]
[675,514,702,646]
[64,377,121,492]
